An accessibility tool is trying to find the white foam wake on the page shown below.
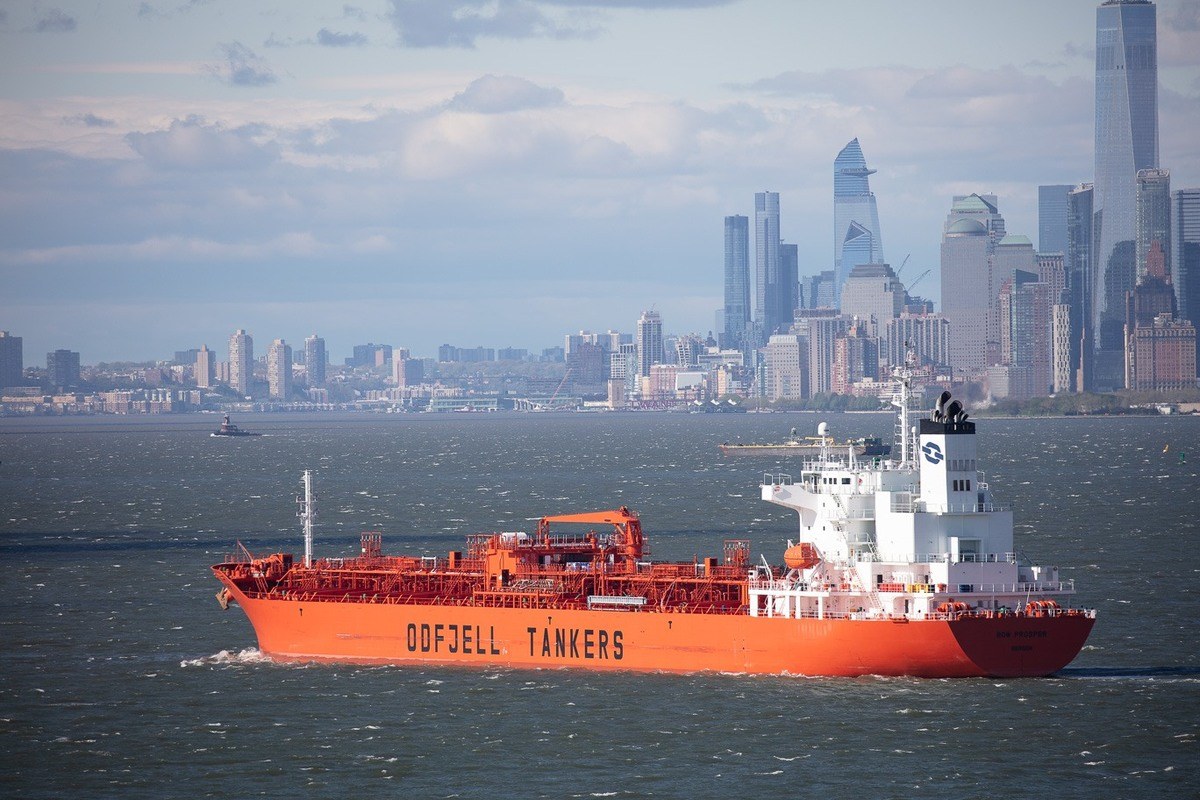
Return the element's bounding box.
[180,648,272,668]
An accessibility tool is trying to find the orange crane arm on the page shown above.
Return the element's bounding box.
[537,507,644,564]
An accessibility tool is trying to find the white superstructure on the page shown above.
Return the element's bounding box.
[751,363,1078,621]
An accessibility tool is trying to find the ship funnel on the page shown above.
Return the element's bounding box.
[934,390,951,420]
[945,400,962,421]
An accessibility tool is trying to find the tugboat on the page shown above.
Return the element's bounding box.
[211,415,261,437]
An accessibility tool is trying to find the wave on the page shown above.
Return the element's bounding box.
[180,648,274,668]
[1057,665,1200,680]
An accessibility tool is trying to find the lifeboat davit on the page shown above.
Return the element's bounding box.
[783,542,820,570]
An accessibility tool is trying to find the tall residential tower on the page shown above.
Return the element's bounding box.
[267,339,292,400]
[0,331,22,389]
[722,215,750,352]
[636,309,664,378]
[304,334,326,386]
[229,329,253,396]
[195,344,213,389]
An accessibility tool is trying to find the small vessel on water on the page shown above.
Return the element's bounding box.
[720,426,891,458]
[212,363,1094,677]
[211,415,261,437]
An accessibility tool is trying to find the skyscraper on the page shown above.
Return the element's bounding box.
[940,194,1006,376]
[1093,0,1158,388]
[195,344,213,389]
[754,191,782,334]
[998,269,1055,398]
[46,349,80,390]
[267,339,292,399]
[0,331,22,389]
[887,314,949,370]
[304,334,326,386]
[779,242,799,330]
[808,315,851,397]
[636,309,663,378]
[1067,184,1095,390]
[840,263,905,344]
[803,271,837,309]
[229,329,253,396]
[393,349,424,388]
[722,215,750,351]
[1052,304,1074,394]
[1038,184,1073,254]
[1136,168,1171,280]
[1125,241,1195,390]
[1171,189,1200,353]
[833,138,885,303]
[764,334,804,401]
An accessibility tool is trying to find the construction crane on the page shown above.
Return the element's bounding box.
[895,254,911,279]
[547,366,572,408]
[906,268,931,292]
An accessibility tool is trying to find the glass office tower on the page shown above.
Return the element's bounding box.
[833,138,884,304]
[754,191,783,334]
[1093,0,1158,388]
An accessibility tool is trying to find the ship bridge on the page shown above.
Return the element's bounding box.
[753,386,1078,621]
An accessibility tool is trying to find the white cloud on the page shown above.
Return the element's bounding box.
[386,0,597,48]
[205,42,277,86]
[33,9,76,33]
[4,232,324,266]
[448,74,564,113]
[125,116,279,170]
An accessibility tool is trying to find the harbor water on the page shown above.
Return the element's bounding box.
[1,411,1197,798]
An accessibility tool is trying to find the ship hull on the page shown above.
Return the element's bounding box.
[218,582,1093,678]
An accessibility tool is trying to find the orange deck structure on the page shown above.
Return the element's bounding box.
[213,508,1094,678]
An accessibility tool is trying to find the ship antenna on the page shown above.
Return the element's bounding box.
[892,345,916,465]
[298,469,316,567]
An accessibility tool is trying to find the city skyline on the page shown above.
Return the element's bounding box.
[1,1,1198,362]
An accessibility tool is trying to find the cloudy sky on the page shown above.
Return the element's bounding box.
[1,0,1198,363]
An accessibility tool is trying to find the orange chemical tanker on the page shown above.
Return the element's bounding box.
[212,365,1095,677]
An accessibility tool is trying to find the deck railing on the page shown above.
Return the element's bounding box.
[748,577,1076,594]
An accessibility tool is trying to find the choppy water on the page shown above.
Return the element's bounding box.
[1,411,1197,798]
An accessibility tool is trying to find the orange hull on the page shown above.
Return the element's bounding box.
[220,582,1094,678]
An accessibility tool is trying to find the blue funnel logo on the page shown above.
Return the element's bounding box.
[921,441,944,465]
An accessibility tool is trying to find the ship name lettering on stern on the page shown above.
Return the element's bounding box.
[405,623,501,655]
[526,627,624,661]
